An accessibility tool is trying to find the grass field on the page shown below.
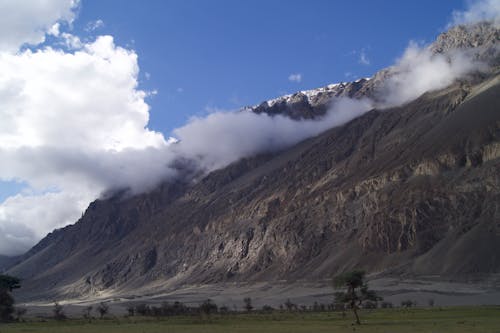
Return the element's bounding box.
[1,306,499,333]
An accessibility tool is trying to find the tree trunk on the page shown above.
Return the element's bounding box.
[353,306,361,325]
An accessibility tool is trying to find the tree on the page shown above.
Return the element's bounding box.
[15,307,27,321]
[53,302,66,320]
[0,275,21,292]
[199,299,218,316]
[97,302,109,319]
[83,306,93,321]
[0,274,21,322]
[333,270,381,325]
[243,297,253,312]
[0,290,15,321]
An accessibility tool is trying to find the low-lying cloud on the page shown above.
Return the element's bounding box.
[451,0,500,27]
[0,0,497,256]
[376,44,483,108]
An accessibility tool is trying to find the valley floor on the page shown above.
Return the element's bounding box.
[1,307,500,333]
[17,276,500,317]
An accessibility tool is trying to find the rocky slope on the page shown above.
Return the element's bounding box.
[8,22,500,300]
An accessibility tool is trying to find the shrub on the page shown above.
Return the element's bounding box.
[261,305,274,312]
[199,299,218,315]
[97,302,109,319]
[380,301,393,308]
[243,297,253,312]
[53,302,66,320]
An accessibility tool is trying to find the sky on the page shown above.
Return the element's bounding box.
[74,0,469,133]
[0,0,499,256]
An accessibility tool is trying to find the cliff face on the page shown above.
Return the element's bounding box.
[8,23,500,300]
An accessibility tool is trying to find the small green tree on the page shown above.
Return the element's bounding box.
[0,275,21,291]
[0,274,21,322]
[333,270,381,325]
[199,299,218,316]
[97,302,109,319]
[243,297,253,312]
[53,302,66,320]
[83,305,93,321]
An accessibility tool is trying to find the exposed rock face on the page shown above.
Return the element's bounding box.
[251,78,372,119]
[249,22,499,121]
[430,21,500,63]
[8,22,500,300]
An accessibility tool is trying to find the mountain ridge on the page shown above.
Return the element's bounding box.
[7,22,500,301]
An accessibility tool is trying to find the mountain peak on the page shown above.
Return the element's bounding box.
[430,21,499,60]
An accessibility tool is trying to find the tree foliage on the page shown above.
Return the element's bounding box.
[243,297,253,312]
[0,274,21,322]
[0,275,21,292]
[97,302,109,318]
[53,302,66,320]
[333,270,381,325]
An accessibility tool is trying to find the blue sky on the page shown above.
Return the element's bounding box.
[72,0,466,134]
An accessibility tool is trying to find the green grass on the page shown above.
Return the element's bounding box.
[1,306,499,333]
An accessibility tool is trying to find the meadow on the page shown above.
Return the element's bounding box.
[1,306,499,333]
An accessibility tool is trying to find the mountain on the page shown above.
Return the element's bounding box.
[0,255,19,272]
[8,22,500,300]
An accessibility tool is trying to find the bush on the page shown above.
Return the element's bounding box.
[83,306,93,320]
[14,307,27,321]
[284,299,297,312]
[401,300,416,308]
[126,306,135,316]
[97,302,109,319]
[261,305,274,313]
[381,301,393,308]
[199,299,218,315]
[363,301,377,309]
[53,302,66,320]
[243,297,253,312]
[135,303,150,316]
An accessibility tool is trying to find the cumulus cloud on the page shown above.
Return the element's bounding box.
[451,0,500,27]
[288,73,302,83]
[0,191,92,256]
[0,4,176,255]
[0,0,78,52]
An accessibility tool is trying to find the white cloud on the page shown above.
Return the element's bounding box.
[0,191,92,256]
[60,32,82,49]
[0,32,175,254]
[85,19,104,32]
[172,97,374,173]
[451,0,500,27]
[378,42,483,107]
[359,50,370,65]
[288,73,302,83]
[48,23,61,37]
[0,0,79,52]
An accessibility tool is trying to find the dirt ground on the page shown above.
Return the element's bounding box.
[16,275,500,317]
